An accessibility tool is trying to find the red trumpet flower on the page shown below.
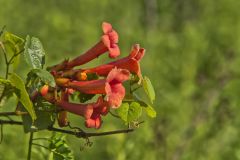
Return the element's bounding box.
[55,100,94,119]
[85,96,109,129]
[82,44,145,80]
[67,22,120,68]
[85,114,102,129]
[62,68,130,108]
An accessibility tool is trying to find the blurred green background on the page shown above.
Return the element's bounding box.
[1,0,240,159]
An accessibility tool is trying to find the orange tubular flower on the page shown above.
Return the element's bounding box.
[55,100,94,119]
[83,44,145,80]
[60,68,130,108]
[85,96,109,129]
[85,114,102,129]
[66,22,120,69]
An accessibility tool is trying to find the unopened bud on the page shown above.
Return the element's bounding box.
[40,85,49,96]
[55,78,70,86]
[76,72,87,81]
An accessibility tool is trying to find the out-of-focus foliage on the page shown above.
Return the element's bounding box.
[1,0,240,160]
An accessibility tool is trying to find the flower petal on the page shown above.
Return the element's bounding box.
[105,83,125,108]
[108,45,120,58]
[105,68,130,108]
[109,30,119,43]
[102,22,112,34]
[106,67,130,83]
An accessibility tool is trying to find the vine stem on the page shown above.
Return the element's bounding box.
[0,119,134,138]
[27,132,34,160]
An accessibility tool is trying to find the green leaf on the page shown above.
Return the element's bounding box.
[116,102,142,123]
[27,69,56,87]
[22,110,55,132]
[69,91,95,103]
[144,105,157,118]
[133,93,157,118]
[128,102,142,122]
[2,32,24,69]
[49,133,74,160]
[0,78,18,104]
[86,72,99,80]
[78,92,95,103]
[116,103,128,122]
[10,73,36,120]
[24,35,45,69]
[21,98,56,133]
[142,76,155,104]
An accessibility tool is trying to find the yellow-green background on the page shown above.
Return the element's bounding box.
[1,0,240,159]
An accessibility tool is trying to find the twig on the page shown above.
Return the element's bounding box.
[67,122,84,132]
[48,126,134,138]
[0,119,134,138]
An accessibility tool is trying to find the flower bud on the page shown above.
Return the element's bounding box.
[40,85,49,96]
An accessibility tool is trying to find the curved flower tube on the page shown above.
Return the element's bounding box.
[58,68,130,108]
[85,114,102,129]
[82,44,145,80]
[55,100,94,119]
[85,96,109,129]
[40,90,92,119]
[66,22,120,69]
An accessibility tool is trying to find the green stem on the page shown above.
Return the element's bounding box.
[32,143,65,157]
[8,49,24,65]
[0,119,135,138]
[27,132,34,160]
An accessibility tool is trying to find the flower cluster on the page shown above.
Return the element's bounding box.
[41,22,145,129]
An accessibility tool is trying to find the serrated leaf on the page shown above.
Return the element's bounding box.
[2,32,24,69]
[27,69,56,87]
[49,133,74,160]
[10,73,36,120]
[24,35,45,69]
[142,76,155,103]
[116,102,142,123]
[144,105,157,118]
